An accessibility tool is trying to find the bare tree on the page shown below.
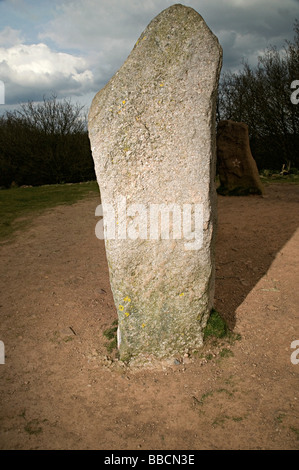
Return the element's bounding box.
[218,21,299,170]
[0,94,93,187]
[7,93,87,135]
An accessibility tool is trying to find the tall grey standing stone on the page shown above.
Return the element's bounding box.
[88,4,222,362]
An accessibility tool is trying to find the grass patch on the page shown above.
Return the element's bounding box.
[197,310,241,363]
[197,390,214,406]
[219,347,234,358]
[204,309,228,340]
[204,309,241,344]
[0,180,99,242]
[260,173,299,184]
[212,414,245,427]
[290,426,299,440]
[216,387,234,398]
[194,388,234,409]
[232,416,244,422]
[24,419,44,435]
[212,414,230,427]
[103,319,118,354]
[103,321,118,341]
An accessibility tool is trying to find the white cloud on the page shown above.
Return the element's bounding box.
[1,0,298,107]
[0,41,94,103]
[0,26,23,47]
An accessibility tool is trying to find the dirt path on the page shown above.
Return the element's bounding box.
[0,183,299,450]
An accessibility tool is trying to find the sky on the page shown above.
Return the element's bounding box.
[0,0,299,113]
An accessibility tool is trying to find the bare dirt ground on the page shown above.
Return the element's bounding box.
[0,183,299,450]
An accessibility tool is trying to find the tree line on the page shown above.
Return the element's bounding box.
[0,95,95,188]
[218,20,299,172]
[1,21,299,188]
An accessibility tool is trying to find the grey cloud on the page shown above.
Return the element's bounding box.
[41,0,298,75]
[0,41,94,105]
[1,0,298,108]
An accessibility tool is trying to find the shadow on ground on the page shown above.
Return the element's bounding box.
[214,183,299,329]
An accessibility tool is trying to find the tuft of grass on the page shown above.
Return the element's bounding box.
[204,309,241,345]
[24,419,43,435]
[260,172,299,184]
[0,181,99,242]
[212,414,230,427]
[220,348,234,358]
[103,319,118,354]
[195,388,234,409]
[212,414,245,427]
[198,390,214,406]
[232,416,244,422]
[290,426,299,440]
[103,323,118,341]
[204,309,228,340]
[105,337,117,354]
[275,413,286,424]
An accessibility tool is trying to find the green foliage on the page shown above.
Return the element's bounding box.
[24,419,43,435]
[103,324,118,341]
[219,348,234,358]
[103,320,118,354]
[260,172,299,184]
[203,309,242,349]
[105,337,118,354]
[290,426,299,440]
[204,309,228,340]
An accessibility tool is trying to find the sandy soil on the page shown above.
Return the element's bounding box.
[0,183,298,450]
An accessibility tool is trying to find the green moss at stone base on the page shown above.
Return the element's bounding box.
[203,308,242,343]
[116,308,242,364]
[203,309,228,339]
[103,319,118,354]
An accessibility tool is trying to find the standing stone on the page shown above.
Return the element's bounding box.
[217,120,264,195]
[88,4,222,362]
